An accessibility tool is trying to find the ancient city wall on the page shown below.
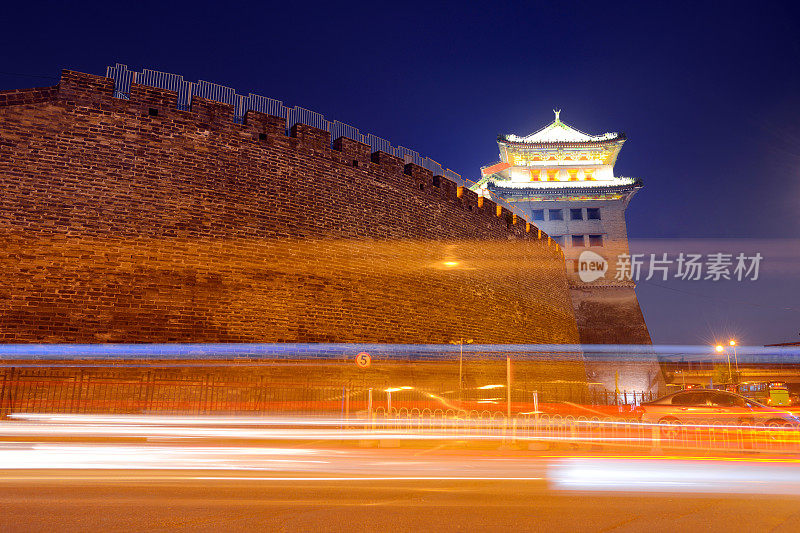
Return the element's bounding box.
[0,70,579,346]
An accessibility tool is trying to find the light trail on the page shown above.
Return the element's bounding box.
[4,412,800,495]
[3,412,800,492]
[14,412,786,430]
[1,341,798,363]
[193,476,545,481]
[4,413,800,451]
[0,475,546,482]
[0,444,330,471]
[549,458,800,495]
[0,442,551,478]
[4,441,800,496]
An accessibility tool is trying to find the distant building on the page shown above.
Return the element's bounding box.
[765,342,800,347]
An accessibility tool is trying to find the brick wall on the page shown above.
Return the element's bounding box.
[570,287,651,345]
[0,70,579,346]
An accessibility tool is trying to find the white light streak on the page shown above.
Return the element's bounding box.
[550,458,800,495]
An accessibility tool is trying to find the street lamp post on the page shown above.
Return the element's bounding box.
[729,340,739,373]
[715,344,733,384]
[449,338,473,400]
[675,369,686,389]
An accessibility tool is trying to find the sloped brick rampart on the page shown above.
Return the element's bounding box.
[0,70,578,345]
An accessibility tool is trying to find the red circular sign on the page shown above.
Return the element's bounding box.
[355,352,371,369]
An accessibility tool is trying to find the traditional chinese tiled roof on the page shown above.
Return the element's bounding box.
[499,111,623,146]
[486,180,640,198]
[481,161,511,175]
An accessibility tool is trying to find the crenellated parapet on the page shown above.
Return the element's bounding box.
[55,68,553,248]
[104,66,466,187]
[15,65,551,249]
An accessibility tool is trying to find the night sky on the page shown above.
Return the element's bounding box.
[2,1,799,346]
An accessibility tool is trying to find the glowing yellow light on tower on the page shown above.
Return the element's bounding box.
[715,345,724,353]
[729,340,736,346]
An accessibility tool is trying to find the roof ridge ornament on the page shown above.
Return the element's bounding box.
[553,109,561,123]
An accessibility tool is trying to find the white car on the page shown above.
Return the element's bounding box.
[640,389,800,427]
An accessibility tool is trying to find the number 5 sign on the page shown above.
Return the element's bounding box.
[355,352,371,369]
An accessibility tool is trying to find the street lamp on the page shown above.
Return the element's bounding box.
[714,344,733,384]
[675,369,686,389]
[729,339,739,372]
[449,338,473,399]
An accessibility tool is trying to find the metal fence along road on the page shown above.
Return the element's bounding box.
[0,368,653,418]
[0,367,796,455]
[366,410,800,455]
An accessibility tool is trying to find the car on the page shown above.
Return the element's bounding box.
[640,389,800,427]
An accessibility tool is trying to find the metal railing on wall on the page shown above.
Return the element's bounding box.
[102,63,533,227]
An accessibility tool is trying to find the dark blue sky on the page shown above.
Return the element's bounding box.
[2,1,799,345]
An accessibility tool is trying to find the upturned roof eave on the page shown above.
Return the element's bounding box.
[497,133,626,148]
[485,180,642,196]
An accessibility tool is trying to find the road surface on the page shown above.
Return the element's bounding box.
[3,414,800,531]
[1,469,800,532]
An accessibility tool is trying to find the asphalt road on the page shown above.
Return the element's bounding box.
[1,471,800,532]
[4,414,800,531]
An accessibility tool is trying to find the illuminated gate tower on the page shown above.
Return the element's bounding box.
[472,111,653,358]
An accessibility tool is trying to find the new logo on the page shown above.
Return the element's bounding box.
[578,250,608,283]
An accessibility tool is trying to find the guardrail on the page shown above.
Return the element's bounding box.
[3,387,798,454]
[0,369,651,417]
[362,409,800,455]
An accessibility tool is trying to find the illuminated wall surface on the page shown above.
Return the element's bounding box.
[0,70,578,346]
